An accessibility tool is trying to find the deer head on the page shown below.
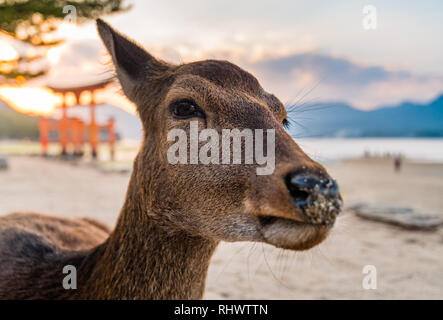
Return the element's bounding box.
[97,19,342,251]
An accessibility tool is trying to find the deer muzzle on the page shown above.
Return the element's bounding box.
[284,172,342,225]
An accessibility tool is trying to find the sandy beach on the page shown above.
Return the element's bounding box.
[0,156,442,299]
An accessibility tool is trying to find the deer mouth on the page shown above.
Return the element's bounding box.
[257,215,333,251]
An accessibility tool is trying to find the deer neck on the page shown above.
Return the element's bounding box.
[78,180,218,299]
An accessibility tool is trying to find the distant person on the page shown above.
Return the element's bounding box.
[394,155,402,172]
[0,155,8,171]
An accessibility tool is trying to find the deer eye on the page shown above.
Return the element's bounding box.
[169,100,205,119]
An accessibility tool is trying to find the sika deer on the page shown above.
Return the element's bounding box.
[0,19,342,299]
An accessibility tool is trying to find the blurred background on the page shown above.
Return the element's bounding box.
[0,0,442,299]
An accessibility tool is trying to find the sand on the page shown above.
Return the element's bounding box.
[0,156,442,299]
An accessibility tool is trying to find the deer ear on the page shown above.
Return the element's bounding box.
[96,19,170,104]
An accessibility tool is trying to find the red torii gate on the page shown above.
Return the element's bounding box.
[39,78,116,159]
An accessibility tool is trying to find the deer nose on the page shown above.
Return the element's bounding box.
[284,172,342,225]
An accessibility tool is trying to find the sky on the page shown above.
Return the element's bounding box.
[1,0,443,114]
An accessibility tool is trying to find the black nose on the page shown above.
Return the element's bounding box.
[285,172,341,224]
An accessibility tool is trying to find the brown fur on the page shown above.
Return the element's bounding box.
[0,19,341,299]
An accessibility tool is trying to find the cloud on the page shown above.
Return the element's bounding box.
[246,53,443,109]
[26,36,443,111]
[33,39,109,87]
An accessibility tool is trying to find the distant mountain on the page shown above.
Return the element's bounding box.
[2,93,443,141]
[289,94,443,137]
[0,100,14,113]
[0,100,39,140]
[53,95,443,139]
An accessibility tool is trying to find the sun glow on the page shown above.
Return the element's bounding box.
[46,46,62,65]
[0,40,19,62]
[0,84,137,116]
[0,86,63,115]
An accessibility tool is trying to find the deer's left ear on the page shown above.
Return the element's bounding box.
[96,19,170,105]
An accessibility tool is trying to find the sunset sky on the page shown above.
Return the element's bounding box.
[1,0,443,115]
